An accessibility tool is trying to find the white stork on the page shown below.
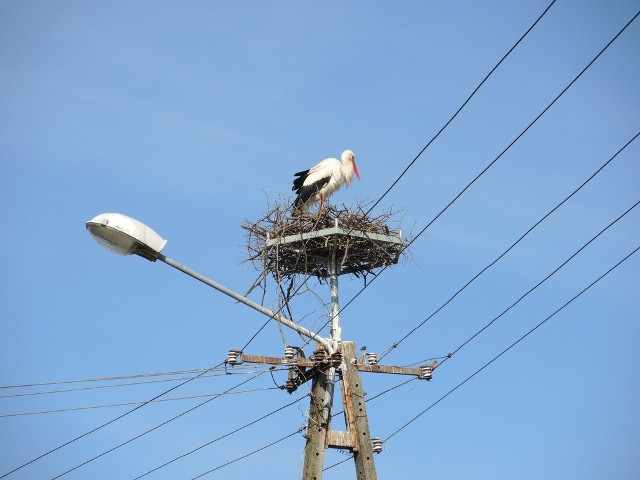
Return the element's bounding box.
[292,150,361,213]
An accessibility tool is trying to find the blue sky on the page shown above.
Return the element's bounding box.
[1,1,639,478]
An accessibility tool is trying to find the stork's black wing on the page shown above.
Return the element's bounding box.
[292,169,310,192]
[292,171,331,211]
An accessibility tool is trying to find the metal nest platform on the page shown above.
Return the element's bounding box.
[242,203,405,278]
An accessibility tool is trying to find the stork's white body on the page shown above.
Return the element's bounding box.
[292,150,360,213]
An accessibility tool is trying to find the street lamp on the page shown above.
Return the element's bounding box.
[86,213,167,261]
[86,212,333,354]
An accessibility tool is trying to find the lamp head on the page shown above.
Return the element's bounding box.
[86,213,167,261]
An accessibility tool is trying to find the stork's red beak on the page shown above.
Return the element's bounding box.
[353,162,361,181]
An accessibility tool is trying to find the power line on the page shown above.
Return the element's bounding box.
[2,233,332,478]
[365,0,557,216]
[2,240,328,478]
[145,9,640,474]
[323,378,419,471]
[0,376,213,399]
[0,387,281,418]
[329,376,417,423]
[284,0,561,360]
[441,198,640,362]
[287,0,559,358]
[47,371,266,480]
[0,367,229,390]
[397,355,453,368]
[311,0,560,345]
[319,8,640,337]
[247,0,573,361]
[7,7,634,479]
[323,455,352,472]
[321,162,640,474]
[2,285,302,478]
[0,367,290,399]
[213,153,639,477]
[383,243,640,442]
[132,395,307,479]
[190,428,303,480]
[0,361,226,479]
[254,0,557,355]
[378,130,640,360]
[188,376,417,478]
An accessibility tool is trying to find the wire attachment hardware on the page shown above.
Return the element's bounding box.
[284,371,297,393]
[419,364,434,380]
[310,348,328,364]
[226,349,243,365]
[371,437,383,454]
[330,351,343,367]
[365,352,378,365]
[284,345,297,362]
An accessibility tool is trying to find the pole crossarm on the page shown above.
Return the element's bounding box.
[240,354,316,369]
[234,351,343,394]
[237,351,436,380]
[356,363,435,378]
[233,349,436,396]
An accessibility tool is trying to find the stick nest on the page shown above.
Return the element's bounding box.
[242,201,406,279]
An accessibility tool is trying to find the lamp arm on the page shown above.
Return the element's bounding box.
[158,255,334,354]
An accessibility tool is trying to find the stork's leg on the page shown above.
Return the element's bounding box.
[319,193,325,213]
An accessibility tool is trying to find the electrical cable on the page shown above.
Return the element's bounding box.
[0,361,225,479]
[0,387,281,418]
[189,376,417,478]
[6,6,636,479]
[330,376,417,422]
[163,10,640,472]
[46,371,266,480]
[190,428,304,480]
[301,173,640,475]
[322,141,640,474]
[3,296,316,478]
[0,376,218,399]
[0,367,290,400]
[398,355,452,368]
[131,395,307,479]
[2,239,334,477]
[316,9,640,342]
[324,231,638,470]
[2,248,323,478]
[0,367,229,390]
[323,455,352,472]
[2,235,329,478]
[3,314,292,478]
[383,243,640,442]
[323,377,419,470]
[255,0,562,359]
[364,0,557,217]
[378,130,640,361]
[287,0,558,353]
[439,198,640,364]
[286,150,639,470]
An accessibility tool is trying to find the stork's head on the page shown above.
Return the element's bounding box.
[342,150,360,181]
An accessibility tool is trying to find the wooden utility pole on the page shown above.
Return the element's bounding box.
[302,340,378,480]
[340,341,377,479]
[302,364,333,479]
